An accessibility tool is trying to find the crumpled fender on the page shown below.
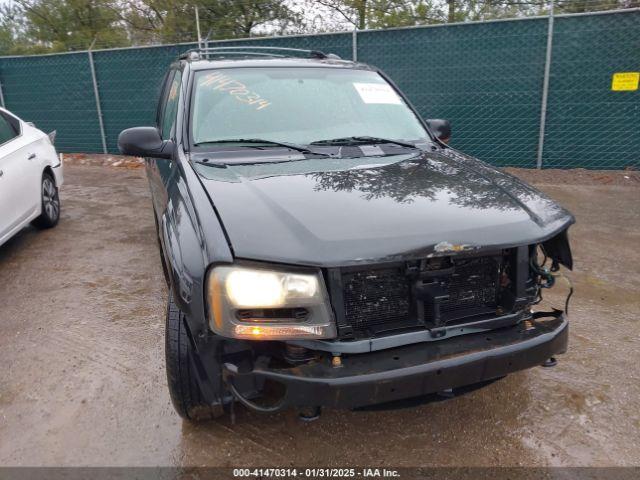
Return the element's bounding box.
[542,227,573,270]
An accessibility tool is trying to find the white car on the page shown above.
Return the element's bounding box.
[0,107,63,248]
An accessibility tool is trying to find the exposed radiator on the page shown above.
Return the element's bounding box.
[341,255,502,335]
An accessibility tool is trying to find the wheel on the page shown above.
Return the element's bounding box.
[165,293,223,421]
[32,172,60,229]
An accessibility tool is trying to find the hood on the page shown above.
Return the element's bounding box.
[193,149,574,267]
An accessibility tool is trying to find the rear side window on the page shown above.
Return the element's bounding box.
[160,71,182,139]
[0,113,19,145]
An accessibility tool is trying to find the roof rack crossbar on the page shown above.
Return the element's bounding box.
[180,46,336,61]
[201,51,287,58]
[199,46,323,54]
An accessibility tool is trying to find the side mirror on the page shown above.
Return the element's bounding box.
[118,127,173,159]
[426,119,451,144]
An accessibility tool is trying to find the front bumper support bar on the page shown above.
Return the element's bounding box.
[223,312,568,410]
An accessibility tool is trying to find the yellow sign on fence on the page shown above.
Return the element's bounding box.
[611,72,639,91]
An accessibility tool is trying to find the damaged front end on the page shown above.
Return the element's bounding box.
[223,309,567,412]
[291,226,574,349]
[211,227,574,414]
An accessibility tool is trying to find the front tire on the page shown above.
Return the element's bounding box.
[165,293,223,421]
[32,172,60,229]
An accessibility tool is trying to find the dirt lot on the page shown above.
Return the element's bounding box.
[0,161,638,468]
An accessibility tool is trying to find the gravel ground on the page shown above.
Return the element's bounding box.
[0,159,638,469]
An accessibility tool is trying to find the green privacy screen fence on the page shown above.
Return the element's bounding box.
[0,9,638,169]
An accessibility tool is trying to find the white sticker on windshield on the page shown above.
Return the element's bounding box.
[353,82,402,105]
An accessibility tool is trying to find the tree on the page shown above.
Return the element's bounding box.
[119,0,196,43]
[450,0,541,22]
[0,4,27,54]
[2,0,637,55]
[554,0,626,13]
[312,0,640,28]
[312,0,445,29]
[312,0,366,29]
[122,0,302,43]
[14,0,129,51]
[447,0,455,21]
[200,0,302,37]
[367,0,445,28]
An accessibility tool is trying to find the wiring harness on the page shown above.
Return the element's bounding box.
[531,247,574,314]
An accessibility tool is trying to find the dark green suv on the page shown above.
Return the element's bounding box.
[118,47,574,421]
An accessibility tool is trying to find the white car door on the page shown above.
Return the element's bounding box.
[0,112,41,239]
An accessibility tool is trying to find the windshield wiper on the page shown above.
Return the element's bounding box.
[310,136,418,149]
[194,138,330,157]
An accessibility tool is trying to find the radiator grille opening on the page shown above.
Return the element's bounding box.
[340,255,503,336]
[426,256,500,323]
[342,268,411,332]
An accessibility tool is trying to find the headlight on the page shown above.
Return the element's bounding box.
[206,265,336,340]
[225,269,318,308]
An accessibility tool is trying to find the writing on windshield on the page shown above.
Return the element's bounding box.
[199,72,271,110]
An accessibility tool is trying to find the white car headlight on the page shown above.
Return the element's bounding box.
[206,265,336,340]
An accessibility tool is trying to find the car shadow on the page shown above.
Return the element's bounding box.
[176,373,534,466]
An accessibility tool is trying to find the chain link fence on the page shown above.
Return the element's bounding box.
[357,19,549,167]
[544,11,640,169]
[0,8,638,169]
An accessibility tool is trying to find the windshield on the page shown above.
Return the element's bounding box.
[190,67,429,146]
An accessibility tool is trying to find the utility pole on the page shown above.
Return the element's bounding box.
[195,6,202,48]
[352,30,358,61]
[88,39,108,154]
[536,0,555,169]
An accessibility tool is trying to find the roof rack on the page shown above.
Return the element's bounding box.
[179,46,341,61]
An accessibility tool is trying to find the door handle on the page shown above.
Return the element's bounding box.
[28,153,36,160]
[0,170,4,177]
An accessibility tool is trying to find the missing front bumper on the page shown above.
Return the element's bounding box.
[223,311,568,410]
